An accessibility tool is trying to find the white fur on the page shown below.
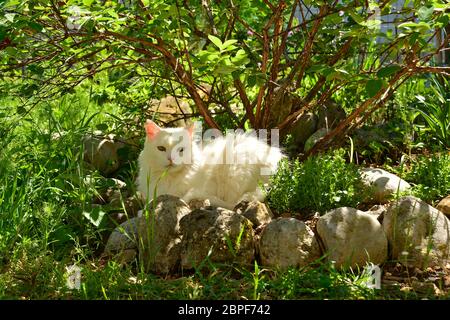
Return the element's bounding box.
[137,124,284,210]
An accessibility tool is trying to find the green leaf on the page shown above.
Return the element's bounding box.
[222,39,237,48]
[348,11,364,24]
[215,60,239,74]
[82,207,106,227]
[4,13,16,22]
[306,64,327,73]
[418,6,434,21]
[16,106,27,115]
[365,79,383,98]
[398,21,432,33]
[377,65,401,78]
[28,21,43,32]
[436,14,449,28]
[96,123,108,131]
[361,19,381,29]
[231,49,249,65]
[208,35,223,49]
[83,0,95,7]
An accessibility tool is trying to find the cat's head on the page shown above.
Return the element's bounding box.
[143,119,195,172]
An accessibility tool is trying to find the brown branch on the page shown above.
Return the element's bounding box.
[276,37,353,132]
[202,0,218,35]
[268,5,329,124]
[235,16,263,41]
[262,0,276,11]
[137,0,153,20]
[102,30,220,129]
[303,68,410,158]
[415,66,450,76]
[234,79,255,126]
[261,1,288,128]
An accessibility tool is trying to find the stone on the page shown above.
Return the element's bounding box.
[109,194,143,218]
[383,196,450,269]
[411,280,442,295]
[352,123,409,163]
[361,167,411,204]
[148,95,191,127]
[304,128,329,152]
[317,100,346,129]
[188,198,211,210]
[104,195,191,273]
[289,112,318,147]
[316,207,388,268]
[259,218,321,269]
[179,207,255,269]
[139,195,192,273]
[104,217,141,254]
[266,86,294,128]
[366,204,388,224]
[436,195,450,217]
[234,201,273,227]
[83,132,125,175]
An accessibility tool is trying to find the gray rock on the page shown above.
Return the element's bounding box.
[316,207,388,268]
[179,207,255,269]
[304,128,329,152]
[104,195,191,273]
[139,195,192,273]
[188,198,211,210]
[361,168,411,204]
[436,195,450,217]
[366,204,388,223]
[289,112,318,147]
[148,95,192,127]
[259,218,321,269]
[383,196,450,269]
[234,201,273,227]
[83,132,125,175]
[104,217,141,254]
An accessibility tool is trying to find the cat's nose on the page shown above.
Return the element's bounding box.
[168,158,173,165]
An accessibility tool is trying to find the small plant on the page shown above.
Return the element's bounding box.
[403,153,450,203]
[412,75,450,149]
[268,262,377,300]
[268,149,367,215]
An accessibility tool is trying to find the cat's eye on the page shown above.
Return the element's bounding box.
[157,146,166,152]
[178,147,184,153]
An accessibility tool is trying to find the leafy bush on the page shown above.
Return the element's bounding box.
[268,150,366,215]
[404,153,450,203]
[2,1,450,152]
[412,75,450,150]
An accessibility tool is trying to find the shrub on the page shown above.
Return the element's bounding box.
[412,75,450,150]
[268,149,366,216]
[404,153,450,203]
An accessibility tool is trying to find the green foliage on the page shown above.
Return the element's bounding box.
[412,75,450,149]
[268,263,376,300]
[1,1,450,301]
[1,0,449,136]
[404,153,450,203]
[268,149,366,215]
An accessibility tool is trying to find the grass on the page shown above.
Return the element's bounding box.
[0,88,448,300]
[404,153,450,204]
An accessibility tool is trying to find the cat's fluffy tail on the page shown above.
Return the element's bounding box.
[229,133,285,178]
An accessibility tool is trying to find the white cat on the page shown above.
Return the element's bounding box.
[137,119,284,210]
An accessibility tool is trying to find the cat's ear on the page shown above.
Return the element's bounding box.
[145,120,160,140]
